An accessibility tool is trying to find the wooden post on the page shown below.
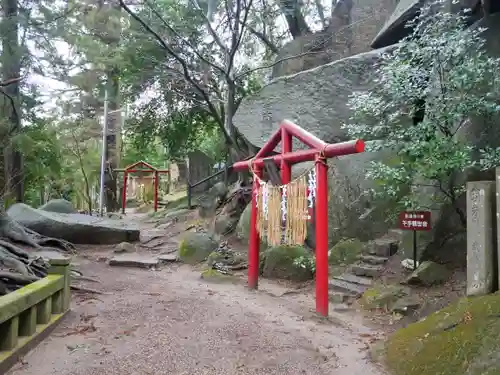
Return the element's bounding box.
[248,169,262,289]
[48,257,71,313]
[281,127,292,184]
[315,155,329,317]
[153,171,159,212]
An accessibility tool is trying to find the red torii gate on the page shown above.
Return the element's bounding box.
[232,120,364,317]
[116,161,170,213]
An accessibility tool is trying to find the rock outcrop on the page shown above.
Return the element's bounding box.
[39,199,77,214]
[178,232,218,264]
[7,203,140,245]
[272,0,398,77]
[234,47,396,241]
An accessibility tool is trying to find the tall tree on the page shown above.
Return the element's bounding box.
[1,0,23,204]
[119,0,264,162]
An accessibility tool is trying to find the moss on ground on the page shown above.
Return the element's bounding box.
[200,268,236,283]
[328,238,365,265]
[385,292,500,375]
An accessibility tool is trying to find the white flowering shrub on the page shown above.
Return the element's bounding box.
[342,1,500,226]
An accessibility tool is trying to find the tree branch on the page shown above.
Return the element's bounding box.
[118,0,225,130]
[143,0,228,79]
[242,22,279,54]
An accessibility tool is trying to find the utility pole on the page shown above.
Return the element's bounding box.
[99,95,127,216]
[98,89,109,216]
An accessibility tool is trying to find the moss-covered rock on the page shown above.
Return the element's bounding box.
[361,284,409,310]
[261,245,313,281]
[39,199,77,214]
[404,261,451,286]
[178,232,218,264]
[385,293,500,375]
[236,204,268,247]
[328,238,365,265]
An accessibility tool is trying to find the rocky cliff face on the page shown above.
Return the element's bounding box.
[234,1,500,257]
[235,47,397,242]
[272,0,399,78]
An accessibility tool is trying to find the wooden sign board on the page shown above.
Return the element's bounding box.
[398,211,431,231]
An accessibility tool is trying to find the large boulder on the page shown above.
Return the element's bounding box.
[261,245,314,281]
[39,199,77,214]
[236,203,262,243]
[385,292,500,375]
[7,203,140,244]
[404,261,451,286]
[233,47,394,149]
[178,232,218,264]
[234,48,396,242]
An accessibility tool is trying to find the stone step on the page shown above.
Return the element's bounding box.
[108,254,160,268]
[329,278,367,297]
[328,291,351,304]
[366,238,398,257]
[387,229,404,242]
[350,263,384,278]
[333,273,373,286]
[359,254,389,265]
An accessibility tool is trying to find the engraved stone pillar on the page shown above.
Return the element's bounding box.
[467,181,496,296]
[496,168,500,290]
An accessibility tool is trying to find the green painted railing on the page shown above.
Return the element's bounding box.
[0,257,71,372]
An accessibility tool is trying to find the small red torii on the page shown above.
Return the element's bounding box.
[116,161,170,213]
[232,120,364,317]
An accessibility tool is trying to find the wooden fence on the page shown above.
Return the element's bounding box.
[0,257,71,373]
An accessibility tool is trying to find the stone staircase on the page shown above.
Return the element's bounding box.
[329,229,403,302]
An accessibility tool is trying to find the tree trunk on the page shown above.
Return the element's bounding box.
[279,0,310,38]
[1,0,23,203]
[102,0,122,213]
[104,69,120,212]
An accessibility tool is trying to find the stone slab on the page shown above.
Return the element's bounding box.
[467,181,496,296]
[497,168,500,291]
[367,238,398,257]
[350,264,383,278]
[108,254,159,269]
[332,273,373,286]
[358,254,389,265]
[158,254,177,262]
[7,203,140,245]
[328,279,367,296]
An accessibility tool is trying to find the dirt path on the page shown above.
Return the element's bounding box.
[8,258,386,375]
[7,209,387,375]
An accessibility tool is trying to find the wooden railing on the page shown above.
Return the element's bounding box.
[0,257,71,373]
[186,166,232,209]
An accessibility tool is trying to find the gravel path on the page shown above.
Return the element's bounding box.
[8,260,387,375]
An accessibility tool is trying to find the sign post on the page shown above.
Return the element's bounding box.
[398,211,432,270]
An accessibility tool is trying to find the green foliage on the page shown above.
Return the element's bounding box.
[22,121,65,206]
[343,2,500,213]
